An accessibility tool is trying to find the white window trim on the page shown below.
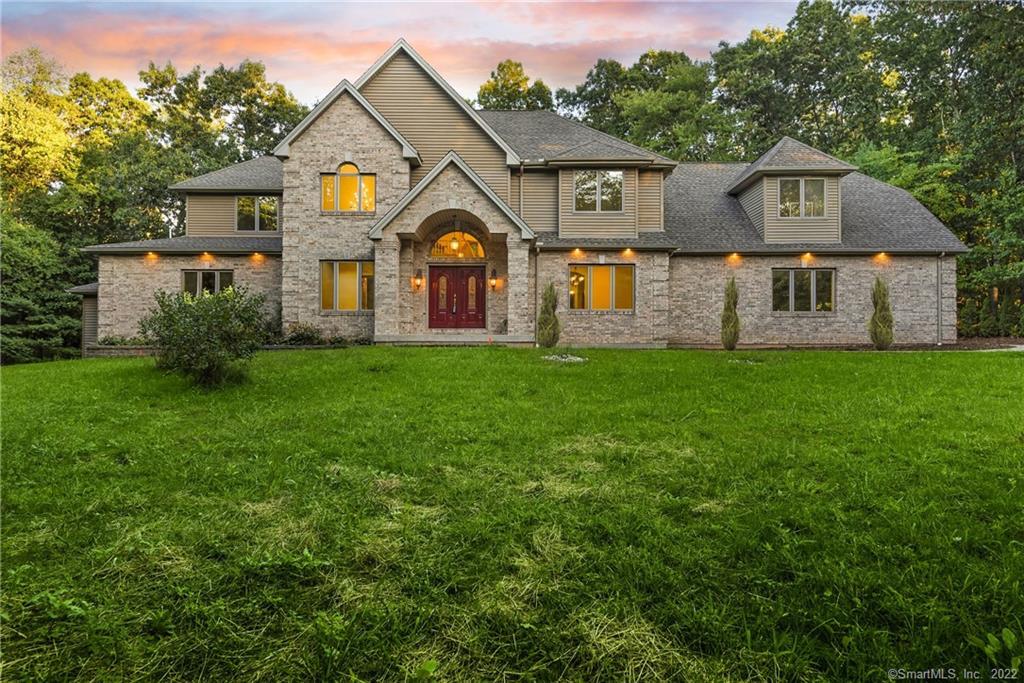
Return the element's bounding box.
[319,260,374,313]
[182,269,234,296]
[568,263,635,312]
[235,196,280,232]
[777,177,827,219]
[772,268,836,313]
[320,170,376,214]
[573,170,625,213]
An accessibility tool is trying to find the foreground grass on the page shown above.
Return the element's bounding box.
[2,348,1022,680]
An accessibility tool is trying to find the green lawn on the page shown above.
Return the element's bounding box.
[2,348,1023,681]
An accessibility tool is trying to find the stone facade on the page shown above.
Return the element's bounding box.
[668,254,957,346]
[280,92,410,339]
[96,253,282,339]
[373,162,534,338]
[537,250,671,346]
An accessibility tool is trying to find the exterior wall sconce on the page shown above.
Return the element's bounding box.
[489,268,498,290]
[413,268,424,290]
[726,252,742,266]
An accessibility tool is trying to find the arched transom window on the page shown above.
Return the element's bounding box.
[321,163,375,213]
[430,231,485,259]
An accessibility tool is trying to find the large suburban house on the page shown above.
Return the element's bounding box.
[76,39,966,348]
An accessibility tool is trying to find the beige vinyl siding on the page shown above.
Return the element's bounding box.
[738,179,765,237]
[637,170,663,231]
[360,51,509,200]
[186,195,236,236]
[81,296,98,347]
[509,170,520,215]
[763,176,841,243]
[558,168,637,238]
[521,171,558,232]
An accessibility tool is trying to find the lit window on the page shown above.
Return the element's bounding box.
[772,268,834,312]
[430,231,485,259]
[182,270,233,296]
[321,163,375,212]
[568,264,634,311]
[574,170,623,212]
[320,261,374,311]
[778,178,826,218]
[237,196,278,231]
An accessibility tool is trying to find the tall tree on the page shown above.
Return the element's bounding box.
[556,58,630,135]
[476,60,553,110]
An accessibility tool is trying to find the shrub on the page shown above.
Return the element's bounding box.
[536,282,561,348]
[721,277,740,350]
[139,287,267,386]
[868,277,894,349]
[283,322,324,346]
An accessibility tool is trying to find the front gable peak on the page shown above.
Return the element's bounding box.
[355,39,521,166]
[272,80,419,161]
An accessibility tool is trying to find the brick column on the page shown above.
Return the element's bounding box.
[505,238,532,336]
[373,236,401,337]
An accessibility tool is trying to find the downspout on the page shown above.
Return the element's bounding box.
[518,161,524,218]
[936,252,945,346]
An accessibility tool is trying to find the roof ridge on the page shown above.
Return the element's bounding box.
[543,111,675,164]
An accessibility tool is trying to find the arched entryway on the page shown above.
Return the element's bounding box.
[423,217,491,329]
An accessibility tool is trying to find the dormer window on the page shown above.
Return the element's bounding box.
[236,196,278,231]
[321,163,375,213]
[778,178,825,218]
[574,170,623,212]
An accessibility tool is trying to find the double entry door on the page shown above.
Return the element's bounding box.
[428,266,486,328]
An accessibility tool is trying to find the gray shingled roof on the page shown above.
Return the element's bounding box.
[82,235,282,254]
[478,110,676,166]
[666,164,966,254]
[169,156,283,192]
[726,136,858,194]
[67,282,99,295]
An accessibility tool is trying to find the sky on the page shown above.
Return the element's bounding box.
[1,1,798,105]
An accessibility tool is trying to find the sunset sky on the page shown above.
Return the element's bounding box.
[2,1,798,104]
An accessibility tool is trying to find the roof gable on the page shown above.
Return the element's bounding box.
[726,136,857,194]
[272,80,419,161]
[369,151,534,240]
[355,39,520,165]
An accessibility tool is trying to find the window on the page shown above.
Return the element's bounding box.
[320,261,374,311]
[574,170,623,212]
[321,163,375,213]
[778,178,826,218]
[183,270,233,296]
[430,231,485,259]
[568,264,634,311]
[772,269,834,312]
[236,196,278,231]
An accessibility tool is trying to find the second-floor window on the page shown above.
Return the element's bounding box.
[574,170,623,212]
[778,178,826,218]
[237,196,278,231]
[321,163,376,213]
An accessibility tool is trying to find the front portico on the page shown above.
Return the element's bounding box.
[371,153,535,343]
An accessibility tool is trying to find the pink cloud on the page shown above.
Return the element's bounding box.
[1,2,797,103]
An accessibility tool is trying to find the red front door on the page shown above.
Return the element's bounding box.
[429,266,486,329]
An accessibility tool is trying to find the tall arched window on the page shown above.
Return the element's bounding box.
[321,163,375,213]
[430,231,485,259]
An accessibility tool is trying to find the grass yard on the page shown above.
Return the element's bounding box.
[2,348,1023,680]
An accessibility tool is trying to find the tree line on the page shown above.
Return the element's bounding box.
[2,0,1021,362]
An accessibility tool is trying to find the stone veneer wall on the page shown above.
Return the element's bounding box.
[374,163,535,338]
[536,250,671,346]
[668,254,957,345]
[280,92,410,339]
[96,253,282,339]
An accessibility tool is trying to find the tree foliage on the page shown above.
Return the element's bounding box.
[476,60,553,110]
[869,277,894,349]
[536,283,561,348]
[721,277,740,350]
